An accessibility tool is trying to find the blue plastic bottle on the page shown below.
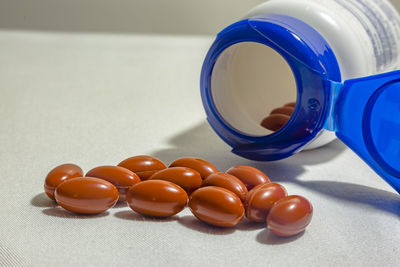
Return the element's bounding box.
[200,1,400,193]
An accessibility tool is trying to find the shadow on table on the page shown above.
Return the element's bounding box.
[293,180,400,216]
[114,210,178,222]
[31,193,58,208]
[256,229,305,245]
[151,121,400,217]
[177,215,235,235]
[42,207,109,219]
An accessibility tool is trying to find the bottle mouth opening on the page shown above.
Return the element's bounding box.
[210,41,297,137]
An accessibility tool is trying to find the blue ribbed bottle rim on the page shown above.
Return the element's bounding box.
[200,14,341,161]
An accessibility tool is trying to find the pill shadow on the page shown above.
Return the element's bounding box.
[235,219,266,232]
[114,210,178,222]
[113,202,128,208]
[31,193,58,208]
[42,207,109,219]
[256,229,305,245]
[177,215,235,235]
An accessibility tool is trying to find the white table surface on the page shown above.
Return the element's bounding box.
[0,30,399,267]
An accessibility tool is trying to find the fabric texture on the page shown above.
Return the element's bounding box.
[0,30,399,267]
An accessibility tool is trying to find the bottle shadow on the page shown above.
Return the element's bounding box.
[151,121,400,217]
[294,180,400,217]
[151,121,346,168]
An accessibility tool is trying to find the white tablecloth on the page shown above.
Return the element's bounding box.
[0,30,399,267]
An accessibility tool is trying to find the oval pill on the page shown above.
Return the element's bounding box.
[245,183,287,222]
[226,165,270,191]
[118,155,167,180]
[261,114,290,132]
[270,106,295,116]
[202,172,248,202]
[126,180,188,217]
[86,165,141,201]
[189,186,244,227]
[267,195,313,237]
[169,157,218,179]
[44,163,84,200]
[54,177,119,214]
[284,102,296,108]
[149,167,202,194]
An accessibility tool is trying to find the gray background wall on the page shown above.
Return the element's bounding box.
[0,0,399,35]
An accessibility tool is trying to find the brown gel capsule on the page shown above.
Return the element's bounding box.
[226,165,270,191]
[44,163,84,200]
[261,114,290,132]
[118,155,167,180]
[267,195,313,237]
[86,166,141,201]
[202,172,248,202]
[149,167,202,194]
[284,102,297,108]
[54,177,119,214]
[245,183,287,223]
[126,180,188,217]
[169,157,218,179]
[189,186,244,227]
[270,106,295,116]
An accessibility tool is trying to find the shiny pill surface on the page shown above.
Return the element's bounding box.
[261,114,291,132]
[149,167,202,194]
[44,163,84,200]
[245,183,287,222]
[86,166,141,201]
[284,102,297,108]
[202,172,248,202]
[126,180,188,217]
[267,195,313,237]
[54,177,119,214]
[189,186,244,227]
[169,157,218,179]
[118,155,167,180]
[270,106,295,116]
[226,165,270,191]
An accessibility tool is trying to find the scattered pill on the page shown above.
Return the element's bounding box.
[202,172,248,202]
[41,157,313,241]
[267,195,313,237]
[86,166,141,201]
[245,183,287,222]
[54,177,119,214]
[118,155,166,180]
[226,165,270,191]
[189,186,244,227]
[169,157,218,179]
[149,167,202,194]
[126,180,188,217]
[261,114,290,131]
[44,163,84,200]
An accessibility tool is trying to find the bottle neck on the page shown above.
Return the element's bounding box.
[201,14,341,160]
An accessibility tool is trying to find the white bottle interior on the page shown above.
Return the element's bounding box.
[211,42,297,137]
